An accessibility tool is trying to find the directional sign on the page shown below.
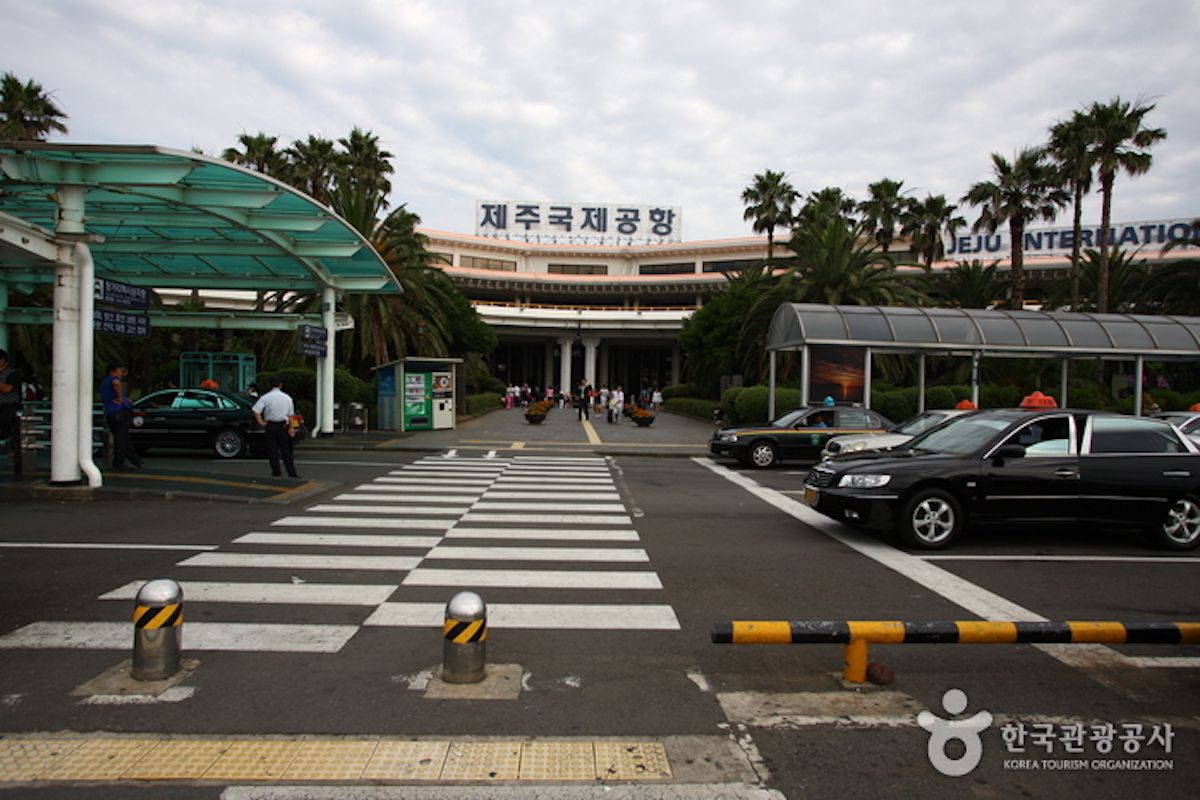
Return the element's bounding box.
[298,341,328,358]
[94,278,149,310]
[299,324,328,342]
[94,309,150,337]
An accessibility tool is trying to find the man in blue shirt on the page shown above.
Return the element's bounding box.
[99,362,141,470]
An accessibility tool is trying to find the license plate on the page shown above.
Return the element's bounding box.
[803,486,818,506]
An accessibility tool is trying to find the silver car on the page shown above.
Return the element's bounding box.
[820,408,973,460]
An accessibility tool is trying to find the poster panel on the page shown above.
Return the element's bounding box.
[809,345,866,404]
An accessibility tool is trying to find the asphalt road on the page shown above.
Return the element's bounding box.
[1,443,1197,799]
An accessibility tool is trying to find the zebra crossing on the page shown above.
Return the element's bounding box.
[0,455,680,655]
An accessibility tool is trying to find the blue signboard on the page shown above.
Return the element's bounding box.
[94,309,150,337]
[93,278,150,309]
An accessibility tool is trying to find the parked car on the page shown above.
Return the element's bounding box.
[710,405,894,468]
[803,408,1200,551]
[820,409,973,459]
[1155,411,1200,446]
[130,388,303,459]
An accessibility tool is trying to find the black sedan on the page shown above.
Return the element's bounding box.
[711,405,893,468]
[130,388,271,459]
[803,408,1200,550]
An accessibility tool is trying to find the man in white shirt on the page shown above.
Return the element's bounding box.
[252,375,298,478]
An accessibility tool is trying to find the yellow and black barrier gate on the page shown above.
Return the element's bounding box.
[711,620,1200,683]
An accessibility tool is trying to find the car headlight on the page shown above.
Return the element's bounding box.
[847,441,868,452]
[720,434,738,443]
[837,473,891,488]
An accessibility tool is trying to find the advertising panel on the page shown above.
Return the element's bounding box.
[809,345,867,404]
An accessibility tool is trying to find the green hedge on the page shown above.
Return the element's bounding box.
[665,397,721,420]
[465,392,504,416]
[663,383,703,400]
[732,385,803,425]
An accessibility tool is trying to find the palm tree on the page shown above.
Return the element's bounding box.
[338,127,394,206]
[285,135,340,206]
[963,148,1068,310]
[222,132,286,176]
[794,187,858,231]
[1084,97,1167,313]
[0,72,68,140]
[1043,247,1150,313]
[932,260,1005,309]
[900,194,966,268]
[783,217,924,306]
[857,178,910,254]
[740,170,798,259]
[1047,111,1095,311]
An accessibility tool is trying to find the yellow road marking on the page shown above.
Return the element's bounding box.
[581,420,602,445]
[511,441,526,449]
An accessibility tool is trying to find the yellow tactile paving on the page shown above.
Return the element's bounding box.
[122,739,232,780]
[202,740,300,781]
[594,742,673,781]
[38,738,156,781]
[0,738,83,781]
[519,741,596,781]
[1,736,675,783]
[362,740,449,781]
[440,741,522,781]
[282,740,378,781]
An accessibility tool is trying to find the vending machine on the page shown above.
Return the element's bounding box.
[431,371,454,429]
[402,371,433,431]
[374,358,462,432]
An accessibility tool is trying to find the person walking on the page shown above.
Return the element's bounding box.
[611,385,625,423]
[99,362,141,470]
[0,349,23,456]
[252,375,299,478]
[576,378,592,421]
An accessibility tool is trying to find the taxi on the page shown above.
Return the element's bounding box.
[710,404,893,468]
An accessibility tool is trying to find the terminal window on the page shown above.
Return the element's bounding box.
[639,262,695,275]
[549,264,608,275]
[702,258,761,273]
[461,255,517,272]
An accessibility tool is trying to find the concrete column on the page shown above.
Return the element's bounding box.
[582,336,600,389]
[971,352,981,408]
[863,347,872,409]
[800,345,810,406]
[671,343,681,386]
[51,186,85,485]
[544,340,555,390]
[598,343,609,388]
[1134,356,1144,416]
[558,335,574,396]
[918,354,926,412]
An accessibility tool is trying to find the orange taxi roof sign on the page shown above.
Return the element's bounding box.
[955,399,977,410]
[1019,390,1058,409]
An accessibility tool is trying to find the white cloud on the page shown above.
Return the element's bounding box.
[6,0,1199,239]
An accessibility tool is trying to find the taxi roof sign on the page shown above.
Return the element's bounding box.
[1019,390,1058,409]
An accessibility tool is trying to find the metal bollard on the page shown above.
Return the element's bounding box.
[132,579,184,681]
[442,591,487,683]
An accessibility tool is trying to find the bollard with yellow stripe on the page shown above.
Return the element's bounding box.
[132,579,183,681]
[442,591,487,684]
[711,620,1200,683]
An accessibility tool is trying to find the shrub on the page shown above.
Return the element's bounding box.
[1064,382,1108,410]
[871,387,918,423]
[732,386,803,425]
[665,397,721,420]
[925,385,957,409]
[1147,388,1184,411]
[662,383,702,400]
[720,387,745,424]
[465,392,503,416]
[980,384,1020,409]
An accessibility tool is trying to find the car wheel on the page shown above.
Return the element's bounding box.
[1153,494,1200,550]
[213,428,246,459]
[899,488,963,549]
[748,440,778,469]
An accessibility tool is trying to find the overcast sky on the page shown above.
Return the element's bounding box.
[8,0,1200,241]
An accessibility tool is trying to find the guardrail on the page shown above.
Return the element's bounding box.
[712,620,1200,683]
[3,402,108,478]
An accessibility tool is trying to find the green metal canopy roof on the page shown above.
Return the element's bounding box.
[0,142,396,293]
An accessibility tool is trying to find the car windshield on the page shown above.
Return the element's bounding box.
[895,412,949,436]
[772,410,808,428]
[907,416,1010,455]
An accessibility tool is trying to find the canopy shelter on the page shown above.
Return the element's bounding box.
[765,303,1200,420]
[0,142,397,487]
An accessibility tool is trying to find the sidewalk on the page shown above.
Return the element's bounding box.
[0,407,716,501]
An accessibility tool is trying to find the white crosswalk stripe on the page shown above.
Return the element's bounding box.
[0,453,681,656]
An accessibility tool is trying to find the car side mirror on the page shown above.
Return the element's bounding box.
[993,444,1026,462]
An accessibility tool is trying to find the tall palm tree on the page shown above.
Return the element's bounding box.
[1047,111,1095,311]
[0,72,68,140]
[932,260,1005,309]
[740,170,798,259]
[222,132,286,176]
[900,194,966,267]
[783,217,924,306]
[963,148,1067,310]
[1042,247,1150,313]
[338,127,395,206]
[794,187,858,231]
[857,178,910,254]
[1084,97,1167,313]
[285,135,340,206]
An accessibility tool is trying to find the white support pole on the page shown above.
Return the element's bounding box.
[800,345,810,407]
[918,354,926,412]
[971,352,981,408]
[1134,356,1144,416]
[319,286,335,436]
[74,243,101,488]
[1060,359,1069,408]
[558,335,573,395]
[863,347,872,409]
[768,350,777,420]
[50,187,84,484]
[582,336,599,389]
